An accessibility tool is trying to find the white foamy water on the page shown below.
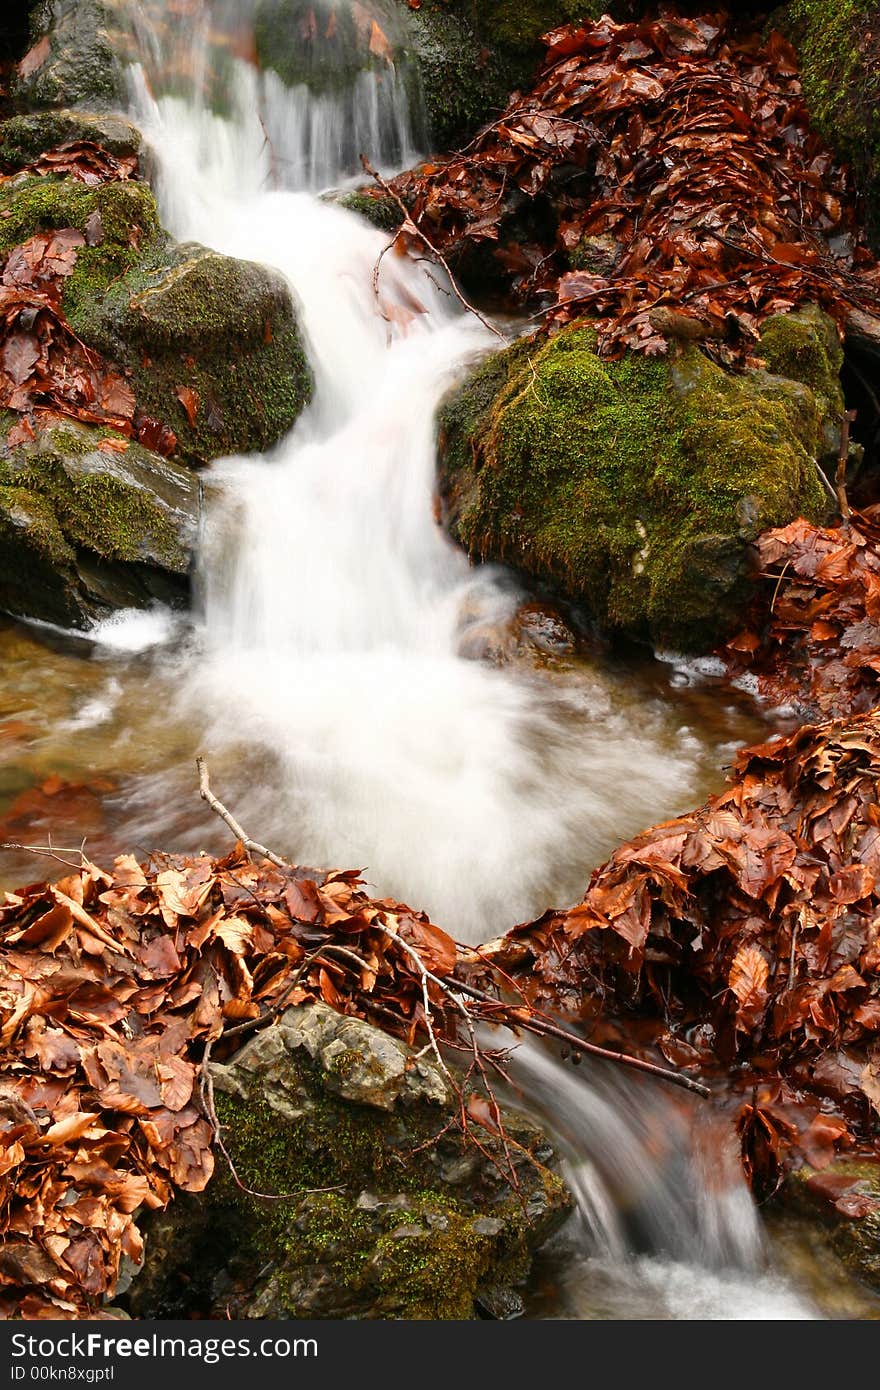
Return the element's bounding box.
[119,1,713,940]
[511,1043,819,1320]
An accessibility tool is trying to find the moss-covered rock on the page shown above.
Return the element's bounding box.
[782,0,880,249]
[438,314,838,651]
[783,1158,880,1290]
[0,172,161,297]
[14,0,126,111]
[332,189,402,233]
[0,414,199,627]
[0,172,313,464]
[0,110,142,169]
[71,239,313,463]
[124,1003,571,1321]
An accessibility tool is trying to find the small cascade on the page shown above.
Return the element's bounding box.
[510,1043,818,1319]
[120,0,712,942]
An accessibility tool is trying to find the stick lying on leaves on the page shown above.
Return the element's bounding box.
[195,757,710,1100]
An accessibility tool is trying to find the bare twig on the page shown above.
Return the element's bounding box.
[196,757,288,868]
[0,842,87,871]
[360,155,505,343]
[836,409,857,522]
[450,975,712,1098]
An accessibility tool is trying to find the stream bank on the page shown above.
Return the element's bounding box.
[1,0,879,1322]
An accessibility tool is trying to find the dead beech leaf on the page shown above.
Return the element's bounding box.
[729,944,770,1005]
[175,385,200,427]
[860,1058,880,1117]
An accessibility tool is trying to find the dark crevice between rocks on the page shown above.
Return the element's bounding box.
[0,9,31,64]
[842,339,880,509]
[0,5,32,119]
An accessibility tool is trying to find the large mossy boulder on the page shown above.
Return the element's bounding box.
[0,414,199,628]
[124,1003,571,1321]
[13,1,126,112]
[438,308,841,651]
[783,0,880,250]
[0,170,313,464]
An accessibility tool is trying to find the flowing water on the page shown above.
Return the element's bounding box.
[1,0,875,1319]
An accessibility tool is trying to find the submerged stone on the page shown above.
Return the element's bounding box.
[437,313,839,651]
[783,1158,880,1291]
[124,1002,571,1320]
[0,415,199,628]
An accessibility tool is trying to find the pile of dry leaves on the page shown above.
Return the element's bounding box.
[0,841,467,1317]
[494,712,880,1195]
[723,513,880,721]
[387,10,880,360]
[0,140,177,455]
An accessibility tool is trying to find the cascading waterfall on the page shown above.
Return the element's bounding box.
[121,0,713,942]
[108,0,822,1317]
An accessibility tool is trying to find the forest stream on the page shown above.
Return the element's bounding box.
[2,0,880,1322]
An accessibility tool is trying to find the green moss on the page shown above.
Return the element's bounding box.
[336,191,402,232]
[67,244,313,463]
[0,484,72,569]
[0,174,160,254]
[202,1072,548,1319]
[0,447,183,570]
[784,0,880,246]
[0,174,163,321]
[784,1159,880,1290]
[760,303,845,401]
[0,111,142,169]
[439,320,833,650]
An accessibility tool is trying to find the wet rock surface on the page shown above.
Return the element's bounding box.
[783,1157,880,1292]
[124,1003,572,1320]
[14,1,126,112]
[0,414,198,627]
[438,307,840,651]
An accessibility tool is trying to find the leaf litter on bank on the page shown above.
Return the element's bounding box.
[387,10,880,362]
[490,710,880,1197]
[0,841,479,1317]
[0,139,179,451]
[721,511,880,721]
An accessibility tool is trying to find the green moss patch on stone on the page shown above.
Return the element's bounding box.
[0,415,199,626]
[784,1158,880,1290]
[0,173,163,317]
[335,190,402,233]
[68,241,313,463]
[438,317,835,650]
[783,0,880,247]
[0,111,142,170]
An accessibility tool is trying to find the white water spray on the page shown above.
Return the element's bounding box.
[122,0,708,939]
